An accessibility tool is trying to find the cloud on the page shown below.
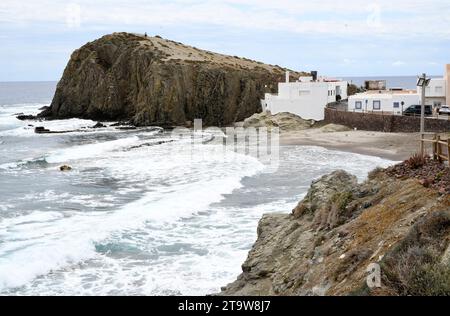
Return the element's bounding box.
[0,0,449,39]
[392,61,406,67]
[0,0,448,79]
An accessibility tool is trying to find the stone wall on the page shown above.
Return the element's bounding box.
[324,108,450,133]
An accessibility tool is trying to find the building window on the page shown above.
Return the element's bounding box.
[435,86,443,94]
[393,102,400,108]
[373,100,381,110]
[355,101,362,110]
[299,90,311,96]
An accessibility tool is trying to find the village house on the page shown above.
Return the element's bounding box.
[349,64,450,115]
[417,64,449,108]
[261,71,348,121]
[349,89,420,115]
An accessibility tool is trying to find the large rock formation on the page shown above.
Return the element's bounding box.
[220,167,450,296]
[40,32,301,127]
[241,112,316,132]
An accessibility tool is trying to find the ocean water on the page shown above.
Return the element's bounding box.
[344,76,440,90]
[0,82,395,296]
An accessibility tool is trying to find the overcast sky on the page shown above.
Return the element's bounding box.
[1,0,449,81]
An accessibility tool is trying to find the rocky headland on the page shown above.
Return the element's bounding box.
[221,159,450,296]
[39,32,303,127]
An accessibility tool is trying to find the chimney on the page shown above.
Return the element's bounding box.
[285,71,290,83]
[446,64,450,105]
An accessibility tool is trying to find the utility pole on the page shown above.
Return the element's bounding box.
[417,73,430,155]
[420,73,426,134]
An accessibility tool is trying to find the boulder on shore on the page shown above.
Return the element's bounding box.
[35,127,51,134]
[242,112,315,132]
[92,122,106,129]
[17,115,38,121]
[59,165,72,172]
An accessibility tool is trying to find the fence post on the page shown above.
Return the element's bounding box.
[436,135,442,162]
[447,139,450,162]
[420,133,424,156]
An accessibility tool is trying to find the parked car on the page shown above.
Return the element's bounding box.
[438,105,450,115]
[403,105,433,116]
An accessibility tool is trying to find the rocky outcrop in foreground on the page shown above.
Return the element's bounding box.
[40,32,301,127]
[240,112,316,132]
[221,165,450,296]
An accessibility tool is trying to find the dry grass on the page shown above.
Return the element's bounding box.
[405,153,427,169]
[381,211,450,296]
[387,155,450,194]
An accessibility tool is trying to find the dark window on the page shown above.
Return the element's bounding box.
[393,102,400,108]
[355,101,362,109]
[373,100,381,110]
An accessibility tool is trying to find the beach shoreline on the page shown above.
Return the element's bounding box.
[280,130,423,161]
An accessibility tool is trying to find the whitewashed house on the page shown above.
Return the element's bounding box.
[349,64,450,115]
[261,72,348,121]
[349,90,420,115]
[417,78,446,109]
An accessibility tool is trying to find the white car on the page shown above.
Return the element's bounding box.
[438,105,450,115]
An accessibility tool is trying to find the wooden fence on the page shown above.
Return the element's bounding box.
[420,133,450,162]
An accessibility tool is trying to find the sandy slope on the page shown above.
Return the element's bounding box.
[281,130,426,161]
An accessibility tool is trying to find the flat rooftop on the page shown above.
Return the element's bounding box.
[358,89,417,95]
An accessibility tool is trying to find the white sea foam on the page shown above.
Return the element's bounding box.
[0,106,396,295]
[0,103,44,132]
[45,136,140,164]
[0,141,265,291]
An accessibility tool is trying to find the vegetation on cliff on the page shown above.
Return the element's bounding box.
[221,161,449,296]
[40,32,302,127]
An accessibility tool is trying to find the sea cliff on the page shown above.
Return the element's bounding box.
[40,32,301,127]
[221,160,450,296]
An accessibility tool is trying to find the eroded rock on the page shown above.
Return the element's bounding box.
[39,32,301,127]
[242,112,315,132]
[59,165,72,172]
[220,168,450,296]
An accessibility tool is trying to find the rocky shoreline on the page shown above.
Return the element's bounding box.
[220,162,450,296]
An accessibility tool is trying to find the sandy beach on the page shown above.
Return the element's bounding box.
[281,129,426,161]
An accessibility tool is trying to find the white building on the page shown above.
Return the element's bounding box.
[349,64,450,114]
[349,90,420,115]
[417,78,446,109]
[261,72,348,121]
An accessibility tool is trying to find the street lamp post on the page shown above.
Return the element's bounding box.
[417,73,431,155]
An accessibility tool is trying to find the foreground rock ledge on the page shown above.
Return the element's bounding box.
[220,170,450,296]
[40,32,302,127]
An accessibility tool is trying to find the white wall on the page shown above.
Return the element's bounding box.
[417,78,446,98]
[417,78,446,107]
[446,64,450,105]
[263,80,348,121]
[349,93,420,115]
[264,85,329,121]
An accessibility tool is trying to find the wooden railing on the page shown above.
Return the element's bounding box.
[420,133,450,162]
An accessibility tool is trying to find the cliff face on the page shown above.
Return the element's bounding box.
[221,168,450,296]
[40,32,297,126]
